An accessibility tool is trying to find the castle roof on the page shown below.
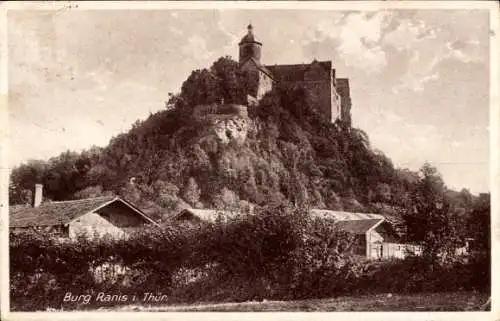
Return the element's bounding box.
[265,60,332,82]
[239,24,262,45]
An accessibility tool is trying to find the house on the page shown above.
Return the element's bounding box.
[311,209,423,259]
[173,207,421,260]
[9,184,159,240]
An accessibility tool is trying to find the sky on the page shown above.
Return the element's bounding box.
[7,6,491,194]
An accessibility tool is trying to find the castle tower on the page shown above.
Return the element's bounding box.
[238,24,262,65]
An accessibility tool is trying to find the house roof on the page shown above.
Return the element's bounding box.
[175,208,386,224]
[334,219,384,235]
[310,209,384,221]
[9,196,159,228]
[310,209,403,239]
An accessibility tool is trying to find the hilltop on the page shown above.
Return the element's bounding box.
[9,57,479,224]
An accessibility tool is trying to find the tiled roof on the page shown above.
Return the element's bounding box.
[310,209,384,221]
[265,61,332,83]
[9,196,158,228]
[334,219,383,235]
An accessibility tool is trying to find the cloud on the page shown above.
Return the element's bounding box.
[384,12,488,93]
[181,35,214,62]
[391,51,441,93]
[336,12,392,72]
[298,12,392,73]
[383,18,435,51]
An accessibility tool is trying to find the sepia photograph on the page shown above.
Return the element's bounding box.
[1,1,497,318]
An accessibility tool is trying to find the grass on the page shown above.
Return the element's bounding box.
[109,291,490,312]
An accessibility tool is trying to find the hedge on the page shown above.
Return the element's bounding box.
[10,205,490,311]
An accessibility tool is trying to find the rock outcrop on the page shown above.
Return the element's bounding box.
[193,104,250,146]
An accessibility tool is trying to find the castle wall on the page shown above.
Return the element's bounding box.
[257,71,273,99]
[239,43,262,64]
[268,62,343,124]
[336,78,352,127]
[193,104,248,119]
[239,60,261,98]
[301,80,333,122]
[331,86,341,122]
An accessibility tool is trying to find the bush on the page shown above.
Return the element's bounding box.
[186,205,307,277]
[10,227,191,311]
[178,205,363,301]
[10,209,491,311]
[284,217,361,299]
[354,253,490,295]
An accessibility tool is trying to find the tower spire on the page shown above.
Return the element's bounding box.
[238,23,262,64]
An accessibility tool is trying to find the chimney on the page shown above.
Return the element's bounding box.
[33,184,43,208]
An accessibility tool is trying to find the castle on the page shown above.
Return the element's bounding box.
[238,24,352,127]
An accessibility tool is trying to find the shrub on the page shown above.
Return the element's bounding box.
[10,209,491,310]
[284,217,361,299]
[354,253,490,295]
[186,204,307,278]
[9,226,191,311]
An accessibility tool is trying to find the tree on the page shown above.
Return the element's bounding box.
[374,182,392,202]
[213,187,240,210]
[402,163,459,263]
[10,159,47,192]
[9,179,31,205]
[72,185,111,199]
[182,177,201,207]
[467,193,490,252]
[210,56,246,104]
[350,128,371,150]
[119,182,141,204]
[179,68,220,107]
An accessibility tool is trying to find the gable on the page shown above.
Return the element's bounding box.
[240,57,259,72]
[240,57,274,79]
[95,201,154,227]
[373,221,400,242]
[69,212,126,239]
[9,196,159,228]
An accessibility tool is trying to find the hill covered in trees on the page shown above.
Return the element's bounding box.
[9,57,485,236]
